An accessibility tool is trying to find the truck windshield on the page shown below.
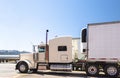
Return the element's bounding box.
[38,46,45,52]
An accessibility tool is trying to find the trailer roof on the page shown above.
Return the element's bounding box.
[88,21,120,26]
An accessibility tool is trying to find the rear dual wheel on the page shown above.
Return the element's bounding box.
[104,65,118,77]
[86,64,99,76]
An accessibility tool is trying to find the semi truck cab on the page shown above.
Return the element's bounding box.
[16,37,73,73]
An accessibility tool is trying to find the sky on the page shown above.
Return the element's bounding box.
[0,0,120,52]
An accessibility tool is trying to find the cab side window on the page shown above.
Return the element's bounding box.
[58,46,67,51]
[38,46,45,52]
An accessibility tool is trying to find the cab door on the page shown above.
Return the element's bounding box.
[38,45,46,62]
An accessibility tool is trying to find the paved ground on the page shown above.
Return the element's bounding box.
[0,63,109,78]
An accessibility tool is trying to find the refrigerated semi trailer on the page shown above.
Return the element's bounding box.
[16,21,120,77]
[81,21,120,77]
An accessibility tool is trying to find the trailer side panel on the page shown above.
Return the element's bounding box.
[88,22,120,59]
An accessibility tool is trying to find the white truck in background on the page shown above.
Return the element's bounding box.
[16,21,120,77]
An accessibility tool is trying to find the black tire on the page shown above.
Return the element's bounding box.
[86,64,99,76]
[18,62,28,73]
[104,65,119,77]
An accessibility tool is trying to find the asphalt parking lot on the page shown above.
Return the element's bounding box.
[0,63,110,78]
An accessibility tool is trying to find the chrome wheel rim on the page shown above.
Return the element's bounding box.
[107,66,117,76]
[20,64,26,71]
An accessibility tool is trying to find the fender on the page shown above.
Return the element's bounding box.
[16,60,34,70]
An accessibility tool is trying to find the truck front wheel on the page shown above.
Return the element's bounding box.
[86,64,99,76]
[18,62,28,73]
[104,65,118,77]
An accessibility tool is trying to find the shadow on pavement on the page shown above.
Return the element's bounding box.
[34,71,108,78]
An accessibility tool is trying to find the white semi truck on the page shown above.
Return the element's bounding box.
[16,21,120,77]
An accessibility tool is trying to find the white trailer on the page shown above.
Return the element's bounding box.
[81,21,120,77]
[16,21,120,77]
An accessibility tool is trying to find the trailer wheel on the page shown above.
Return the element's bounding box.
[86,64,99,76]
[104,65,118,77]
[18,62,28,73]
